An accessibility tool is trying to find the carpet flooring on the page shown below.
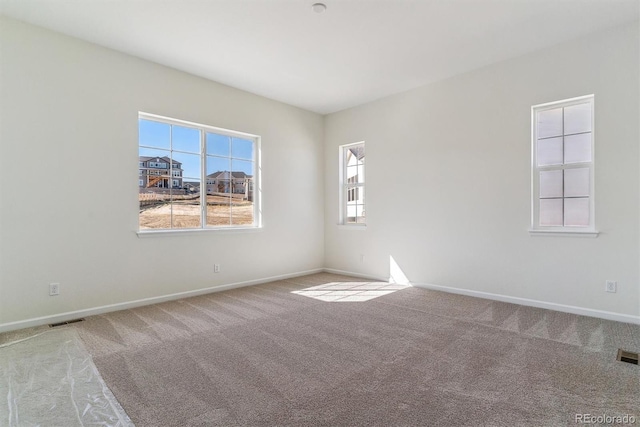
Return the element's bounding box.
[5,273,640,426]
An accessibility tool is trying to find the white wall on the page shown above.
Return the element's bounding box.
[1,17,638,331]
[0,17,325,329]
[324,22,640,320]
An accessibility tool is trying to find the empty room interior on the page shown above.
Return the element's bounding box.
[1,0,639,426]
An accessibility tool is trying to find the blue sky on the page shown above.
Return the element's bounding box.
[139,119,254,179]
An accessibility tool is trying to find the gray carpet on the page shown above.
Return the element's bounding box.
[9,273,640,426]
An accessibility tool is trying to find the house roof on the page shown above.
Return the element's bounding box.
[348,146,365,161]
[139,156,182,167]
[207,171,252,179]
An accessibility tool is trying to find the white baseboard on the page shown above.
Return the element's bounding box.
[3,267,637,333]
[0,268,324,334]
[323,267,640,325]
[322,268,388,282]
[411,282,640,325]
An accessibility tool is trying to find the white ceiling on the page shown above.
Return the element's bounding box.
[1,0,638,114]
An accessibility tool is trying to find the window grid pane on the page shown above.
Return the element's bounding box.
[533,97,593,230]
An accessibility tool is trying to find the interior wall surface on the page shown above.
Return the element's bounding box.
[324,22,640,320]
[0,17,325,329]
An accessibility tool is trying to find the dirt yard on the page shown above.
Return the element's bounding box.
[139,196,254,229]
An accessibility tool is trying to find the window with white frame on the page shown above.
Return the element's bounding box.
[138,113,260,231]
[531,95,595,233]
[340,142,365,224]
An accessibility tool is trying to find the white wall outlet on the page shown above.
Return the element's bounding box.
[214,264,220,273]
[49,283,60,296]
[360,254,365,263]
[605,280,617,293]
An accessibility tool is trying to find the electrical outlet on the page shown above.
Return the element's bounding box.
[606,280,617,293]
[214,264,220,273]
[49,283,60,296]
[360,254,365,263]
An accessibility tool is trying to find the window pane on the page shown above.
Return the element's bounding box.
[537,108,563,138]
[564,103,591,135]
[206,196,231,227]
[346,146,364,166]
[564,198,589,226]
[182,179,201,196]
[139,147,170,161]
[139,119,170,149]
[539,170,563,198]
[229,158,254,226]
[171,189,201,229]
[564,168,589,197]
[356,204,365,223]
[172,152,200,181]
[539,199,563,226]
[139,148,171,190]
[347,165,360,184]
[537,137,563,166]
[206,133,230,157]
[230,160,253,197]
[564,133,591,164]
[231,204,253,226]
[207,156,231,177]
[231,159,253,176]
[139,192,171,230]
[346,196,358,222]
[172,126,200,154]
[231,138,254,160]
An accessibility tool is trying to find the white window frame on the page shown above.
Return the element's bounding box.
[138,112,261,234]
[339,141,366,227]
[530,95,598,237]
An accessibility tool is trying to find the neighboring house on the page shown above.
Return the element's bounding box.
[206,171,253,200]
[139,156,183,190]
[183,181,200,193]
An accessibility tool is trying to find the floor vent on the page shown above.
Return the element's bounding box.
[49,318,85,328]
[617,349,639,365]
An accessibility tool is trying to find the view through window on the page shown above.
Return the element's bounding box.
[341,142,365,224]
[138,114,259,231]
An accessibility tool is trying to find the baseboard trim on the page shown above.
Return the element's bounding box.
[322,268,388,282]
[411,282,640,325]
[322,267,640,325]
[0,268,324,334]
[3,268,637,333]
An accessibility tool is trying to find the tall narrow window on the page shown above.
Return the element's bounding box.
[340,142,365,225]
[531,95,595,234]
[138,113,260,231]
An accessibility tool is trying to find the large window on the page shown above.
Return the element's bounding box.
[340,142,365,224]
[138,113,260,231]
[531,95,595,234]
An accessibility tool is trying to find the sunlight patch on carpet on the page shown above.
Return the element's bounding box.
[291,282,409,302]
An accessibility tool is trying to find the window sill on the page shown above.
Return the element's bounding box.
[337,224,367,230]
[529,229,599,238]
[137,226,262,238]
